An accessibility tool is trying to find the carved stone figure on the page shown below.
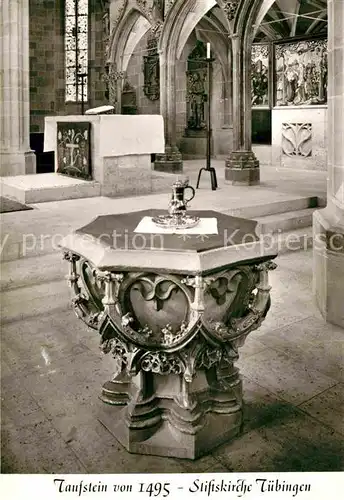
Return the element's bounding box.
[143,35,160,101]
[186,41,208,131]
[187,72,206,129]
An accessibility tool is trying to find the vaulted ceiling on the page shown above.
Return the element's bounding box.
[253,0,327,41]
[202,0,327,46]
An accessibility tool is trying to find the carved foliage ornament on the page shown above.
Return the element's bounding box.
[136,0,164,24]
[282,123,312,157]
[223,0,240,21]
[63,254,276,381]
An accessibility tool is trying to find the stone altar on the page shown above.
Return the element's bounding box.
[44,115,165,196]
[60,209,277,459]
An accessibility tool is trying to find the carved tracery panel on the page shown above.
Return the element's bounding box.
[282,123,312,157]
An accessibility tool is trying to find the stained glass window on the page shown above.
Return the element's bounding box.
[65,0,88,102]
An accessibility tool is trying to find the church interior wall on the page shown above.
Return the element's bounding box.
[125,31,160,116]
[176,34,232,159]
[29,0,106,134]
[125,24,233,160]
[271,106,327,170]
[175,41,189,151]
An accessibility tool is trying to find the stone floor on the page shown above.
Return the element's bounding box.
[1,162,343,473]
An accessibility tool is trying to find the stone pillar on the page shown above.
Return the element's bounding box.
[0,0,35,176]
[154,51,183,173]
[225,34,259,185]
[313,0,344,328]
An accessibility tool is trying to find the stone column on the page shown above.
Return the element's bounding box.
[0,0,36,176]
[153,51,183,173]
[225,34,259,185]
[313,0,344,328]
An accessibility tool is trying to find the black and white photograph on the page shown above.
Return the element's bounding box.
[0,0,343,496]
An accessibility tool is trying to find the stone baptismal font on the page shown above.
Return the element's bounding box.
[60,179,277,459]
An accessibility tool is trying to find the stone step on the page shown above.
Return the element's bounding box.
[255,208,316,235]
[0,251,67,292]
[271,227,313,254]
[224,196,319,219]
[1,279,71,324]
[0,170,175,205]
[0,173,101,204]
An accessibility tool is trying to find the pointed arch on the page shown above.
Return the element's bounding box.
[108,8,151,72]
[175,0,217,60]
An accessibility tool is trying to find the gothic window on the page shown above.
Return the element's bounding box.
[65,0,88,102]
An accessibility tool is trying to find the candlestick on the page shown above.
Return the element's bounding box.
[196,52,218,191]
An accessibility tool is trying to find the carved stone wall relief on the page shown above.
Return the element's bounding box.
[186,41,208,131]
[282,123,312,157]
[251,44,269,106]
[143,34,160,101]
[101,0,111,62]
[275,38,327,106]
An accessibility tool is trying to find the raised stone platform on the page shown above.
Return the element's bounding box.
[0,169,179,204]
[0,173,101,204]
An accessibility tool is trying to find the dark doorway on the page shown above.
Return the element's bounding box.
[30,133,54,173]
[252,109,272,144]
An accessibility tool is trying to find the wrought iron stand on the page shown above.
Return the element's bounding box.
[77,72,87,115]
[196,56,217,191]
